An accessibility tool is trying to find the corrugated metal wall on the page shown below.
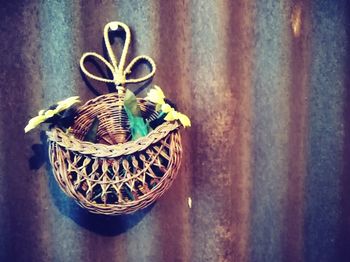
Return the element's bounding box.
[1,0,349,261]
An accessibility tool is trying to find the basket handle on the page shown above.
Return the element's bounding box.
[80,21,156,94]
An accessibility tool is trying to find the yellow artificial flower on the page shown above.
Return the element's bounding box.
[161,103,172,113]
[146,85,165,105]
[164,109,191,127]
[55,96,80,111]
[24,114,47,133]
[178,113,191,127]
[146,86,191,128]
[163,107,176,120]
[24,96,80,133]
[44,109,55,119]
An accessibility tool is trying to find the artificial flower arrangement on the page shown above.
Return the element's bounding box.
[25,96,81,133]
[25,87,190,137]
[25,21,190,215]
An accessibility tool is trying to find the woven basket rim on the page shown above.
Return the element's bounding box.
[76,92,152,106]
[46,121,180,157]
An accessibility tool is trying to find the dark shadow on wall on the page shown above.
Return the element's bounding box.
[29,131,153,236]
[339,1,350,261]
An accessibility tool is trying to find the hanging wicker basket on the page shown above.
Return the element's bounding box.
[45,22,185,215]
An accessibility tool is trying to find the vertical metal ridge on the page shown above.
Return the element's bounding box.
[250,1,291,261]
[224,0,255,261]
[339,2,350,260]
[39,1,87,261]
[305,1,347,261]
[0,1,44,260]
[156,0,192,261]
[282,1,311,261]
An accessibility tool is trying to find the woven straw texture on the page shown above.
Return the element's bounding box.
[47,95,182,215]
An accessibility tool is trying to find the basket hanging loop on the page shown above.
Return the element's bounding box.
[79,21,157,95]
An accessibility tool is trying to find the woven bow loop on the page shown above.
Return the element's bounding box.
[80,21,156,93]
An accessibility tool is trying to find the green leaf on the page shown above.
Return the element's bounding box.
[84,117,99,143]
[124,89,151,140]
[124,89,141,117]
[124,107,149,140]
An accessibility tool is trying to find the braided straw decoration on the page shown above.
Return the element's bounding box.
[48,125,182,215]
[46,21,183,215]
[79,21,156,93]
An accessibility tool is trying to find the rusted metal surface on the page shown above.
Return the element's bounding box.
[0,0,349,261]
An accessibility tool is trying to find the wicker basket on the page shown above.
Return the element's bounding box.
[46,22,183,215]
